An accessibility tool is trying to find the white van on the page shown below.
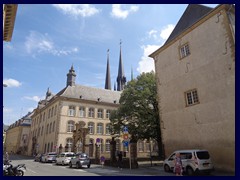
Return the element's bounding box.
[163,149,214,175]
[56,152,75,165]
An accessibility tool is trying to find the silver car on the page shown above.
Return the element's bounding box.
[56,152,75,165]
[69,153,91,169]
[41,152,57,163]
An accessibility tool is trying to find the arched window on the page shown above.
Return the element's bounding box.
[105,123,110,135]
[79,107,85,117]
[97,123,103,135]
[88,122,94,134]
[88,108,95,118]
[67,121,75,132]
[138,140,144,152]
[97,109,103,119]
[106,139,111,152]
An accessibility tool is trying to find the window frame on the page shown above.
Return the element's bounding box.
[68,106,76,117]
[79,106,85,117]
[106,110,111,119]
[67,120,75,132]
[179,43,190,59]
[88,107,95,118]
[88,122,94,134]
[185,89,200,107]
[97,123,103,135]
[97,109,103,119]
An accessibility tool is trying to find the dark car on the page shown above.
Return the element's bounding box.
[69,153,91,168]
[34,153,43,162]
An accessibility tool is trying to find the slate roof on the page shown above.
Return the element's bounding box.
[59,85,121,104]
[164,4,214,45]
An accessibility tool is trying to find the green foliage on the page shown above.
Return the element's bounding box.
[110,71,161,142]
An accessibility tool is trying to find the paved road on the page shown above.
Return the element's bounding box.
[4,154,234,176]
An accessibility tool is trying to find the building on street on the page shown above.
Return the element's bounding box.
[150,4,235,172]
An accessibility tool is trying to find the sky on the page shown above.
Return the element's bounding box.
[3,4,218,125]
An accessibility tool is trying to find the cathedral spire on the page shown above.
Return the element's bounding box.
[105,49,111,90]
[66,65,76,87]
[116,40,126,91]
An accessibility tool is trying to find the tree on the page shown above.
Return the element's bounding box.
[110,71,163,158]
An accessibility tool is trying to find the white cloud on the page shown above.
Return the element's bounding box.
[24,96,41,102]
[53,4,100,17]
[25,31,79,57]
[137,45,160,73]
[147,24,175,42]
[160,24,175,41]
[111,4,139,19]
[3,78,22,87]
[137,24,175,73]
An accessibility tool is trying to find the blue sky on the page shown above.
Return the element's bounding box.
[3,4,218,125]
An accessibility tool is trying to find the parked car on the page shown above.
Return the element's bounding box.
[163,149,214,175]
[56,152,75,165]
[41,152,57,163]
[69,153,91,169]
[34,153,43,162]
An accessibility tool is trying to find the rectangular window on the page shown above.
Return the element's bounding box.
[97,124,103,134]
[68,106,75,116]
[106,110,111,119]
[88,108,95,118]
[97,109,103,119]
[79,107,85,117]
[179,43,190,59]
[185,89,199,106]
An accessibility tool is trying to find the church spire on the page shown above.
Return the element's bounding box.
[66,65,76,87]
[131,66,134,81]
[116,40,126,91]
[105,49,111,90]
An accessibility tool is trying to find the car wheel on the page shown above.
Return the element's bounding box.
[164,164,171,172]
[76,162,81,169]
[87,164,91,168]
[187,167,194,176]
[69,162,72,168]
